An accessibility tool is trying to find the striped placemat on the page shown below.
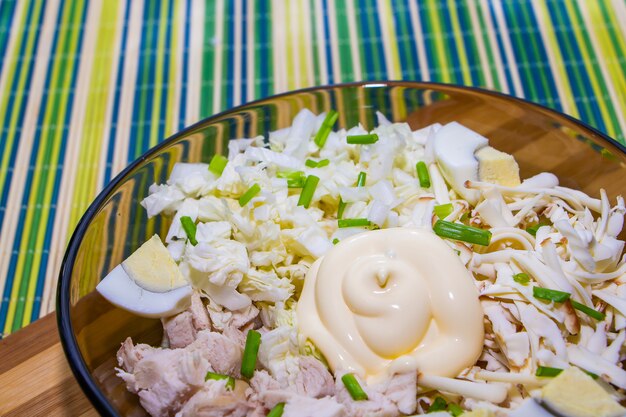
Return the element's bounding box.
[0,0,625,337]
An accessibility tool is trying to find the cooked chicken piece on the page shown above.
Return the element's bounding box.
[208,303,260,330]
[380,372,417,415]
[189,330,243,377]
[134,349,210,417]
[163,311,196,348]
[189,292,211,331]
[293,356,335,398]
[117,337,157,372]
[175,380,257,417]
[283,395,346,417]
[250,370,282,393]
[334,372,399,417]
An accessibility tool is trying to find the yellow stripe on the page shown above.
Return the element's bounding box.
[69,0,120,229]
[448,0,472,84]
[427,0,451,83]
[149,0,169,147]
[165,0,180,137]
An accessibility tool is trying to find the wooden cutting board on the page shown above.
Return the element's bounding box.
[0,313,97,417]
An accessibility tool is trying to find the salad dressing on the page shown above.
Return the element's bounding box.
[297,228,484,381]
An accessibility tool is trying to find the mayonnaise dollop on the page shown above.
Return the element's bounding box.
[297,228,484,382]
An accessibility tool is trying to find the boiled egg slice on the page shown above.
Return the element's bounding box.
[434,122,520,205]
[96,235,192,318]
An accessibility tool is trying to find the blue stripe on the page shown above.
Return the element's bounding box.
[417,2,437,81]
[0,0,45,333]
[456,1,482,85]
[103,0,132,185]
[224,0,235,110]
[438,2,463,84]
[321,0,333,84]
[392,0,419,80]
[32,0,90,321]
[0,1,18,75]
[258,1,270,98]
[178,0,191,131]
[241,0,248,104]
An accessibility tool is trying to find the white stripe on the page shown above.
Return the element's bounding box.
[112,0,144,175]
[211,0,225,113]
[326,0,341,83]
[288,0,301,88]
[0,0,60,313]
[345,0,362,81]
[186,0,204,124]
[376,0,398,79]
[611,0,626,47]
[40,0,106,316]
[466,0,493,88]
[577,1,626,139]
[529,0,574,115]
[490,1,524,97]
[408,0,429,81]
[478,0,509,94]
[313,0,328,85]
[302,0,315,86]
[232,0,242,106]
[246,0,255,101]
[271,0,287,92]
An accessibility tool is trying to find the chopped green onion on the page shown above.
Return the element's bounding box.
[337,198,347,219]
[205,371,235,390]
[180,216,198,246]
[416,161,430,188]
[297,175,320,208]
[277,170,306,188]
[427,397,448,413]
[536,366,563,377]
[447,403,464,417]
[526,225,539,237]
[433,220,492,246]
[238,183,261,207]
[305,158,330,168]
[347,133,379,144]
[584,370,599,379]
[460,212,470,223]
[571,300,606,321]
[513,273,530,285]
[434,203,454,219]
[453,249,461,256]
[533,287,571,303]
[332,238,340,245]
[208,154,228,176]
[314,110,339,148]
[267,402,285,417]
[338,218,372,228]
[341,373,368,401]
[241,330,261,379]
[356,171,367,187]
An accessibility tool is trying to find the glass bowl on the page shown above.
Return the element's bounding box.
[56,82,626,416]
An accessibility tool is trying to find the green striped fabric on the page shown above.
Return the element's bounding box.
[1,0,625,337]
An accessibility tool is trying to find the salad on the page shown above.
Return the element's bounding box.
[97,109,626,417]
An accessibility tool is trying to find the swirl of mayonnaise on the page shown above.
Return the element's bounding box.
[297,228,484,382]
